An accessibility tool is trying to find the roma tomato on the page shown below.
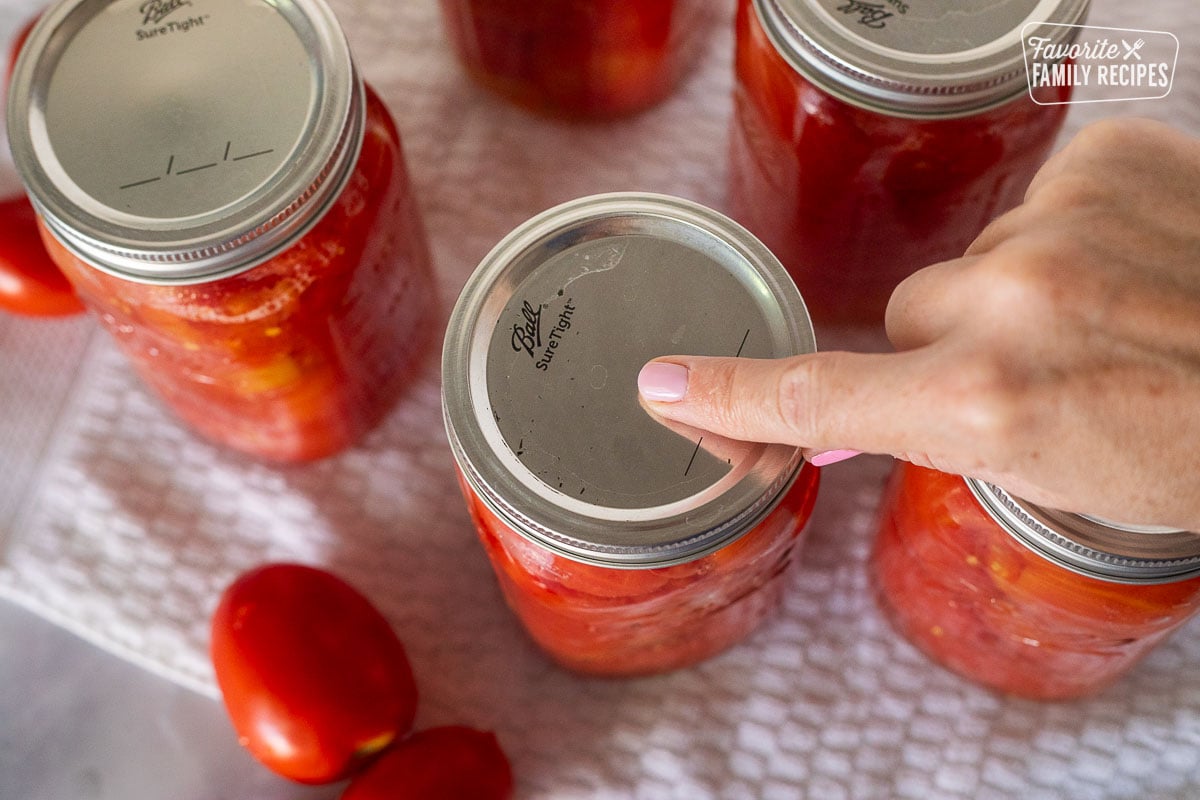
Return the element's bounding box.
[0,195,84,317]
[341,726,514,800]
[210,564,418,784]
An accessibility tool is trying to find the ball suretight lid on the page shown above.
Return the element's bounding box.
[6,0,363,283]
[442,193,817,568]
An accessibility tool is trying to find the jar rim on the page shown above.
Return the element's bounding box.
[966,478,1200,584]
[751,0,1091,118]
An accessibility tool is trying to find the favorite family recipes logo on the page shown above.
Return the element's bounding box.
[1022,23,1179,104]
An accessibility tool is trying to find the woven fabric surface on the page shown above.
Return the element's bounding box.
[2,0,1200,797]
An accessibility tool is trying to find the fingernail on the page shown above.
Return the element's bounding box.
[809,449,862,467]
[638,361,689,402]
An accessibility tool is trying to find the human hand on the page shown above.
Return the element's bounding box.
[638,119,1200,531]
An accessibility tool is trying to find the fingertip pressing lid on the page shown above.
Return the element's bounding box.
[442,193,816,568]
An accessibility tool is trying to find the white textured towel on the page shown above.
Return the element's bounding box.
[3,0,1200,797]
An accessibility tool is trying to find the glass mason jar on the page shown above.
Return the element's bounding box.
[7,0,435,462]
[729,0,1089,325]
[442,193,821,676]
[872,463,1200,700]
[438,0,713,118]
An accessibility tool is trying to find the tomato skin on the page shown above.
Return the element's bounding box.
[341,726,514,800]
[210,564,418,784]
[0,195,85,317]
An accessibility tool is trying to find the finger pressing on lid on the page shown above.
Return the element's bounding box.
[636,349,946,457]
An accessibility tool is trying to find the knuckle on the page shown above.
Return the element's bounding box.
[964,206,1021,256]
[1028,118,1164,206]
[969,245,1061,317]
[1028,171,1110,213]
[775,357,825,443]
[968,231,1097,321]
[1073,117,1165,155]
[941,355,1034,467]
[700,359,749,430]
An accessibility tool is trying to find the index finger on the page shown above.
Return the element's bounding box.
[636,345,986,465]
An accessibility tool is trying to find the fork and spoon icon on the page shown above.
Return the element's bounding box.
[1122,38,1146,60]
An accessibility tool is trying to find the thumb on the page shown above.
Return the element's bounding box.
[636,351,930,459]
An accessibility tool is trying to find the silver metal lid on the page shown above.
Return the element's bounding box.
[442,193,816,568]
[966,479,1200,584]
[753,0,1089,117]
[6,0,363,284]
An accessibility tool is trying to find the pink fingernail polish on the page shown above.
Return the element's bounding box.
[810,449,861,467]
[638,362,689,402]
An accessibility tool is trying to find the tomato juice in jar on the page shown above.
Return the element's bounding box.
[6,0,434,462]
[872,463,1200,700]
[438,0,713,118]
[729,0,1088,325]
[441,193,821,676]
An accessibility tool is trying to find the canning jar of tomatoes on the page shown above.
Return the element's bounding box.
[872,463,1200,700]
[6,0,434,461]
[442,193,820,676]
[729,0,1089,325]
[438,0,713,118]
